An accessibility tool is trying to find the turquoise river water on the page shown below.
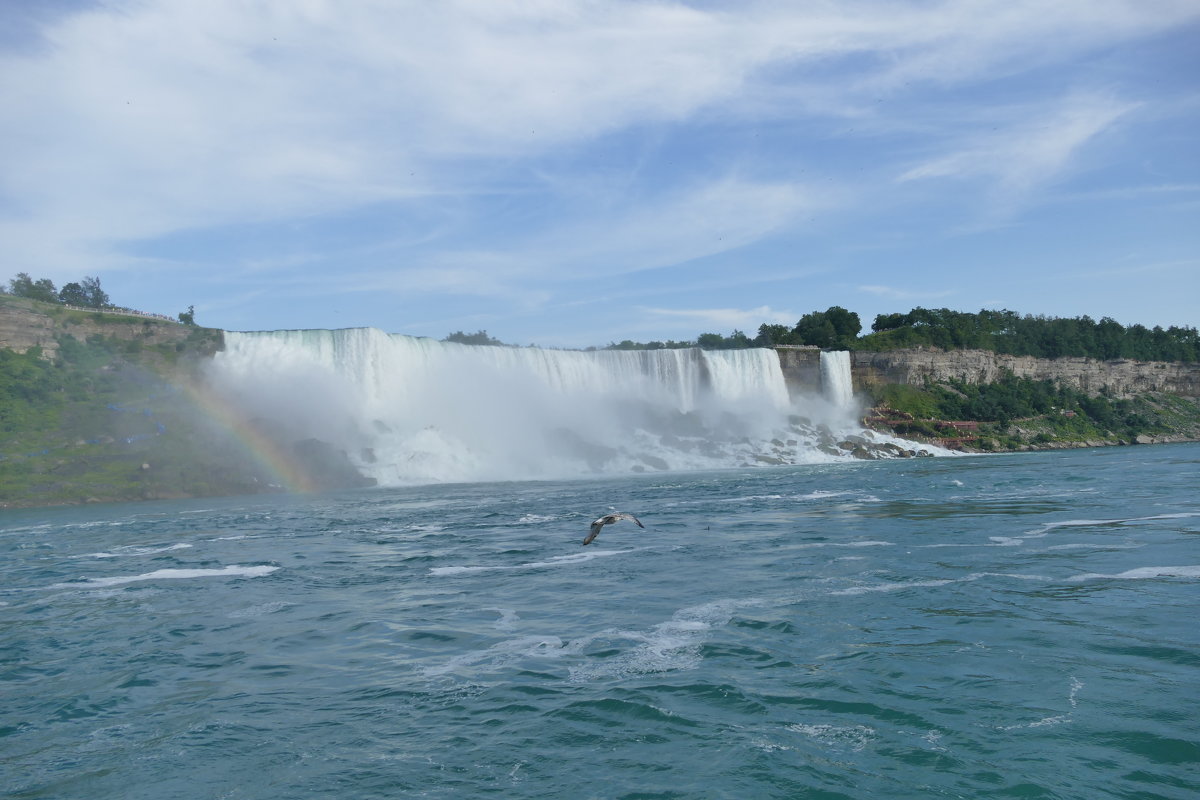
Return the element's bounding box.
[2,444,1198,798]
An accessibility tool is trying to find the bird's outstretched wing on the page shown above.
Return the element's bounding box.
[582,512,644,545]
[583,520,605,546]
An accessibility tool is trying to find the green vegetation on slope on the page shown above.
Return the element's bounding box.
[865,375,1200,451]
[0,330,273,507]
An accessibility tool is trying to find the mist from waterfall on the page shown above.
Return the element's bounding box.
[208,329,927,486]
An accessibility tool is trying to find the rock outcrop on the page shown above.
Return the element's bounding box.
[0,301,59,354]
[850,348,1200,398]
[0,296,221,360]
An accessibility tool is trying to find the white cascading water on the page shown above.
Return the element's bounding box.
[821,350,854,409]
[209,329,927,485]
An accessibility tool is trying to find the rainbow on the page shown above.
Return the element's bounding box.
[177,378,320,495]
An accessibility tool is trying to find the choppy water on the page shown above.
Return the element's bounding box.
[3,445,1199,799]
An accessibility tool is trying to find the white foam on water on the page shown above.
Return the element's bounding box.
[921,730,948,752]
[422,635,567,678]
[50,565,279,589]
[429,548,638,576]
[567,597,766,682]
[485,607,521,630]
[795,540,893,549]
[997,676,1083,731]
[834,570,1051,596]
[717,494,785,503]
[965,571,1052,582]
[227,601,293,618]
[998,714,1072,731]
[1021,512,1200,540]
[786,722,876,752]
[1044,542,1143,551]
[516,514,557,524]
[86,543,193,558]
[1069,676,1083,708]
[1067,565,1200,582]
[830,579,956,596]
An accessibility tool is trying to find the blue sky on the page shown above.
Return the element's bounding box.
[2,1,1197,348]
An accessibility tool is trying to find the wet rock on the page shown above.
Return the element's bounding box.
[640,454,670,471]
[290,438,377,490]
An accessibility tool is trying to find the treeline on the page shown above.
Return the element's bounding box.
[3,272,199,325]
[4,272,110,308]
[607,307,863,351]
[602,306,1197,363]
[859,308,1198,362]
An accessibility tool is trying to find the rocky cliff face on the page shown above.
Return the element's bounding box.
[774,346,823,399]
[850,348,1200,398]
[0,296,214,359]
[0,301,59,354]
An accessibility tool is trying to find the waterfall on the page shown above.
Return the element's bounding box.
[821,350,854,409]
[208,329,929,486]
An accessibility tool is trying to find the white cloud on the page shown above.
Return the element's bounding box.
[2,0,1196,282]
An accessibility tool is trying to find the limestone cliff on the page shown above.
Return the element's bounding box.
[0,295,212,359]
[850,348,1200,398]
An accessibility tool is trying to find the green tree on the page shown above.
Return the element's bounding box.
[179,305,196,325]
[792,306,861,349]
[755,323,794,346]
[80,276,109,308]
[59,282,89,305]
[793,313,837,348]
[443,330,503,346]
[824,306,862,348]
[9,272,59,303]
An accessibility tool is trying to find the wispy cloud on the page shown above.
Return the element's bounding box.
[641,305,794,331]
[859,285,955,302]
[897,94,1141,200]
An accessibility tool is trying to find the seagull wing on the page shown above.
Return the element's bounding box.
[613,512,644,528]
[583,520,605,546]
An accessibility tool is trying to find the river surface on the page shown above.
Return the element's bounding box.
[3,445,1199,798]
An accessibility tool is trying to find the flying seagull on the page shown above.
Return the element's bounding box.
[583,512,644,546]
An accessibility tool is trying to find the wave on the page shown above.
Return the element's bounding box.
[85,543,193,558]
[429,548,638,576]
[1021,512,1200,539]
[1068,565,1200,582]
[49,565,279,589]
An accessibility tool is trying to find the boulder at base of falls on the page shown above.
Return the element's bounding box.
[291,438,378,490]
